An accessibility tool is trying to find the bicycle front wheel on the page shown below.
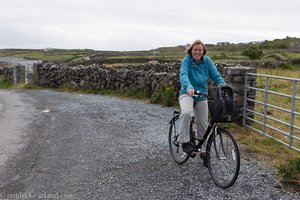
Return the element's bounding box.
[168,117,189,164]
[207,127,240,188]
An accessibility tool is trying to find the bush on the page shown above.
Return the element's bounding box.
[151,86,176,106]
[151,90,163,104]
[242,46,263,60]
[0,75,12,88]
[163,87,176,106]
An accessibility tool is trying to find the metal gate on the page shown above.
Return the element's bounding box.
[243,73,300,152]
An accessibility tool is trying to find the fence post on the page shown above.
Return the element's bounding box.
[290,80,297,147]
[32,63,40,85]
[223,66,257,126]
[13,65,20,84]
[20,65,25,83]
[262,77,269,135]
[243,74,248,126]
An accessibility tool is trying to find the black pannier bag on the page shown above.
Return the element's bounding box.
[209,85,235,122]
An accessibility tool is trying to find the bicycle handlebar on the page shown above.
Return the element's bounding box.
[193,90,213,100]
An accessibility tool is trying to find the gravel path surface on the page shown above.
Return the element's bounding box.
[0,89,299,200]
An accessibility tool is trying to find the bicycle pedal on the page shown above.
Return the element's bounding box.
[190,152,197,158]
[219,156,226,160]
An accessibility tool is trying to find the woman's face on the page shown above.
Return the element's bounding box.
[192,44,204,63]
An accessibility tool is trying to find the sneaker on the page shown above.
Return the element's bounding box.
[199,152,207,159]
[182,142,196,157]
[200,152,208,168]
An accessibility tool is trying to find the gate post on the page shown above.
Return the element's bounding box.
[32,63,40,85]
[20,65,25,83]
[222,66,257,125]
[13,65,20,84]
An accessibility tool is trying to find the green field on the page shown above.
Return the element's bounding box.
[1,36,300,65]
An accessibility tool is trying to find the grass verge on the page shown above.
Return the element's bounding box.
[232,125,300,191]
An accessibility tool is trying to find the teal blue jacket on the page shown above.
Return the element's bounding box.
[179,54,225,101]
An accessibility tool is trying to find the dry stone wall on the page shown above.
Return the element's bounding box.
[34,62,181,95]
[32,61,256,125]
[0,63,12,79]
[0,60,256,125]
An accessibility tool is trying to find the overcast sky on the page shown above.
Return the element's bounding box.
[0,0,299,51]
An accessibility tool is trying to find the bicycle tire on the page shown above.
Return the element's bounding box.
[207,127,240,188]
[168,117,189,164]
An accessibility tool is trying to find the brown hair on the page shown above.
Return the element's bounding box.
[187,39,207,56]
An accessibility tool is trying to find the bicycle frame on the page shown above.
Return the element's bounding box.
[168,89,240,188]
[194,121,217,150]
[191,92,216,150]
[170,90,231,153]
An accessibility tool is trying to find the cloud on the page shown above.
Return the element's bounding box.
[0,0,299,50]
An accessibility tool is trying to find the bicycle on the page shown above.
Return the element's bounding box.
[168,89,240,188]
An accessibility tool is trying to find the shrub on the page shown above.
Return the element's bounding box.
[242,46,263,60]
[0,75,12,88]
[151,86,176,106]
[151,89,163,104]
[162,87,176,106]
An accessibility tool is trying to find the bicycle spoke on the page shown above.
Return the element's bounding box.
[207,128,240,188]
[168,117,189,164]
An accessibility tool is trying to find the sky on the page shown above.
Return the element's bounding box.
[0,0,299,51]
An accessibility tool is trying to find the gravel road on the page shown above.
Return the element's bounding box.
[0,89,299,200]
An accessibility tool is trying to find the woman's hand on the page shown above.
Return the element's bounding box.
[217,83,227,87]
[187,89,194,96]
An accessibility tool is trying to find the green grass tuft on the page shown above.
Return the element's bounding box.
[0,75,12,88]
[278,157,300,190]
[150,86,176,106]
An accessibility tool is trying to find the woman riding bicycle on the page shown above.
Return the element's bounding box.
[178,39,226,161]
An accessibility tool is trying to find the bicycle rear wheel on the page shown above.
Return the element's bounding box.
[207,127,240,188]
[168,117,189,164]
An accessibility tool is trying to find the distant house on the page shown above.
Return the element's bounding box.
[153,51,160,56]
[44,48,54,52]
[185,43,191,50]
